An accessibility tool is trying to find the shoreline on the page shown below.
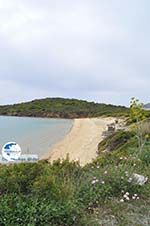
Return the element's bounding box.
[0,115,74,121]
[42,117,116,166]
[0,116,73,158]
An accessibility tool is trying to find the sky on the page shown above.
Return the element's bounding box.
[0,0,150,106]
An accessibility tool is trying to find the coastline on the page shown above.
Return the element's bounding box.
[42,117,116,166]
[0,116,73,158]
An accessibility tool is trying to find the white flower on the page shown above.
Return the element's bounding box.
[137,197,140,200]
[132,196,136,200]
[128,178,132,183]
[125,171,128,176]
[97,166,100,169]
[126,192,129,196]
[125,196,130,201]
[91,178,99,185]
[120,199,124,202]
[123,194,130,200]
[104,171,108,174]
[101,181,105,184]
[91,180,96,185]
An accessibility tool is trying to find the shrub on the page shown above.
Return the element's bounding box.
[98,131,135,154]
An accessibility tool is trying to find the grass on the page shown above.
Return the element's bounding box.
[97,131,135,154]
[0,120,150,225]
[93,199,150,226]
[0,147,149,226]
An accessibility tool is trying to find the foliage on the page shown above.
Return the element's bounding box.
[130,97,150,153]
[130,97,146,122]
[0,146,149,226]
[0,98,129,118]
[97,131,135,154]
[0,98,150,225]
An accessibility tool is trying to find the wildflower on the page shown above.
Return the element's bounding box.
[137,197,140,200]
[123,192,130,201]
[91,178,99,185]
[72,216,76,221]
[125,171,128,176]
[128,177,132,183]
[91,180,96,185]
[120,199,124,202]
[97,165,100,169]
[104,171,108,174]
[101,181,105,184]
[131,194,140,201]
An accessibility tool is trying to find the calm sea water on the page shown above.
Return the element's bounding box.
[0,116,73,157]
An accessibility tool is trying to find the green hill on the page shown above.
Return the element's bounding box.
[0,97,128,118]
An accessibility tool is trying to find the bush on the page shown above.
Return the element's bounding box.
[0,134,149,226]
[98,131,135,154]
[0,195,83,226]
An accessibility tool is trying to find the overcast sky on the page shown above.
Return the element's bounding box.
[0,0,150,106]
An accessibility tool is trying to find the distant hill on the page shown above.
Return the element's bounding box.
[0,98,129,118]
[143,103,150,110]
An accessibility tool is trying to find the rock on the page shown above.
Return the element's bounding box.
[128,173,148,185]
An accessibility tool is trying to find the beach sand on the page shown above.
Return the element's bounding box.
[43,117,116,166]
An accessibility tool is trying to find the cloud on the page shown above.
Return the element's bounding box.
[0,0,150,106]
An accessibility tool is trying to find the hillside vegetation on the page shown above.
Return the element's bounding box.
[0,98,128,118]
[0,98,149,225]
[0,119,150,225]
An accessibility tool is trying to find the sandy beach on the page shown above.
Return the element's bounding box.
[43,117,116,166]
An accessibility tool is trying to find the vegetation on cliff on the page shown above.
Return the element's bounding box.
[0,118,150,225]
[0,136,149,226]
[0,98,149,225]
[0,97,129,118]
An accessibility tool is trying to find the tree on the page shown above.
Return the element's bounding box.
[130,97,147,153]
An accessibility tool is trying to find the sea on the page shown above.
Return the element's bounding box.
[0,116,73,158]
